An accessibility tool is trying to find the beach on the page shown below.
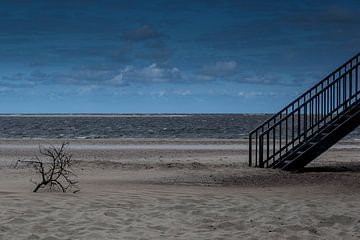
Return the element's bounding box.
[0,138,360,239]
[1,0,359,238]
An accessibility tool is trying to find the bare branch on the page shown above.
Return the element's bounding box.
[19,142,79,193]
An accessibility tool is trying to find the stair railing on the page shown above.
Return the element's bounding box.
[249,52,360,167]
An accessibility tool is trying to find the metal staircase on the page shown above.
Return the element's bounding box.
[249,52,360,170]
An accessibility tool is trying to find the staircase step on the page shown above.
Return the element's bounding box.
[287,150,305,157]
[322,125,341,133]
[299,143,313,150]
[315,133,327,137]
[249,52,360,170]
[324,124,340,130]
[277,160,291,168]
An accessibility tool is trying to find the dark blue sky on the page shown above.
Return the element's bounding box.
[1,0,360,113]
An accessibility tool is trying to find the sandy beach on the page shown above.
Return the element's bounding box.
[1,138,360,239]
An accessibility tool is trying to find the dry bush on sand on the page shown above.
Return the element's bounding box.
[18,142,79,193]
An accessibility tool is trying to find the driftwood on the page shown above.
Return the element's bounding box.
[18,142,79,193]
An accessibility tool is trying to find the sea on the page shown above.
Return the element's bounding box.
[0,114,359,139]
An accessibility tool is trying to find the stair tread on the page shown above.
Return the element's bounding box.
[249,53,360,170]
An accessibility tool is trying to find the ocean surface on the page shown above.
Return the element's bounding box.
[0,114,359,139]
[0,114,272,139]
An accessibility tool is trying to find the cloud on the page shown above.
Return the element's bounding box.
[173,89,192,96]
[2,63,184,89]
[2,61,316,91]
[0,68,121,89]
[150,90,167,97]
[108,73,126,86]
[197,61,238,79]
[112,63,183,83]
[1,73,36,88]
[31,69,118,85]
[238,91,275,98]
[123,25,163,42]
[77,85,99,95]
[141,88,192,98]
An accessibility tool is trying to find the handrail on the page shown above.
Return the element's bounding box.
[260,98,354,166]
[249,52,360,167]
[259,66,357,137]
[249,52,360,135]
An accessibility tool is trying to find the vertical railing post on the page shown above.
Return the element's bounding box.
[279,121,282,158]
[297,108,301,142]
[272,127,275,167]
[356,65,359,100]
[285,109,288,151]
[343,75,347,108]
[255,131,258,166]
[249,133,252,166]
[259,135,264,168]
[356,62,359,100]
[248,53,360,169]
[266,133,270,164]
[357,65,359,100]
[350,62,353,100]
[304,104,307,140]
[292,110,295,147]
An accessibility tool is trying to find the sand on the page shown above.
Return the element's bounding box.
[0,138,360,239]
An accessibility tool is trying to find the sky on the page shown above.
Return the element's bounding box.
[0,0,360,113]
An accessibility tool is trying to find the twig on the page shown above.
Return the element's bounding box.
[19,142,79,193]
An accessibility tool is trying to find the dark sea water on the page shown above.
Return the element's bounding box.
[1,114,359,139]
[0,114,272,139]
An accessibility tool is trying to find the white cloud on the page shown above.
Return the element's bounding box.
[150,90,167,97]
[199,60,238,78]
[174,89,192,96]
[238,91,276,98]
[108,72,125,85]
[77,85,99,95]
[113,63,183,83]
[139,89,192,98]
[1,63,184,90]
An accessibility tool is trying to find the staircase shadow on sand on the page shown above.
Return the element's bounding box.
[303,162,360,173]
